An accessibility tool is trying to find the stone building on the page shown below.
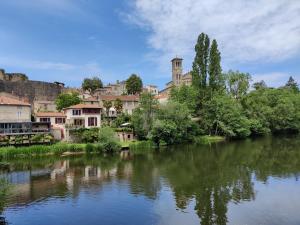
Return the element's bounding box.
[97,80,127,96]
[99,95,139,115]
[0,93,31,123]
[159,57,192,96]
[144,85,159,95]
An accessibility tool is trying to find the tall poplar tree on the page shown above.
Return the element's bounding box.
[191,33,210,89]
[208,39,223,93]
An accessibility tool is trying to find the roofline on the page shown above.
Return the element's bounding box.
[0,103,31,107]
[171,57,183,62]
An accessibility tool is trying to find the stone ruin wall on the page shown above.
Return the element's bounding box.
[0,69,28,82]
[0,80,64,104]
[0,69,64,104]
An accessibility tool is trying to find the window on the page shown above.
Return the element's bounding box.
[88,117,97,127]
[72,109,81,115]
[40,118,50,122]
[74,119,83,126]
[55,118,66,124]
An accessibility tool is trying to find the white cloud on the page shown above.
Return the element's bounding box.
[0,57,76,71]
[1,0,87,17]
[127,0,300,66]
[252,72,292,87]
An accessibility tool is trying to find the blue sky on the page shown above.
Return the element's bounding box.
[0,0,299,90]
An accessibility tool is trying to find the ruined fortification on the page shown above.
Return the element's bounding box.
[0,69,64,104]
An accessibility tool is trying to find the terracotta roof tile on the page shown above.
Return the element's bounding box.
[0,96,31,106]
[36,112,66,117]
[83,97,99,102]
[100,95,139,101]
[65,104,102,109]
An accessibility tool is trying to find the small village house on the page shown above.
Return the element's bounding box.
[64,104,102,129]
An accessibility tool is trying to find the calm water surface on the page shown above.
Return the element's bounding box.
[1,135,300,225]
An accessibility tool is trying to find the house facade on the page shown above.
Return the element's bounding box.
[64,104,102,129]
[35,112,66,126]
[0,93,31,123]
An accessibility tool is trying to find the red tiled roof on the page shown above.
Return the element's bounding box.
[83,97,99,102]
[65,104,102,109]
[0,96,31,106]
[36,112,66,117]
[100,95,139,101]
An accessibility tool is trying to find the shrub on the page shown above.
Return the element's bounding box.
[98,127,121,152]
[85,143,94,154]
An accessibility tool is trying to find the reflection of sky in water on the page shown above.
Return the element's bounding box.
[228,177,300,225]
[4,176,300,225]
[4,182,159,225]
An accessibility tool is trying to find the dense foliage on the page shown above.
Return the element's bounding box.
[126,74,143,95]
[75,127,121,152]
[132,32,299,146]
[82,77,103,94]
[55,92,81,111]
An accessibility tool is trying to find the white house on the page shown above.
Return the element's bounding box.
[64,104,102,129]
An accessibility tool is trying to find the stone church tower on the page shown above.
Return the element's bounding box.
[171,57,183,86]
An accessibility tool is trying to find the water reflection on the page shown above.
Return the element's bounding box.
[0,135,300,225]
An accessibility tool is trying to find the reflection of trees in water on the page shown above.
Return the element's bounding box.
[0,178,10,224]
[151,135,300,225]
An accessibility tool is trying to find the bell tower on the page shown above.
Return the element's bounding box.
[171,57,183,86]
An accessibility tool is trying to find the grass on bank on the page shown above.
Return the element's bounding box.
[0,142,122,159]
[193,135,225,145]
[0,136,225,158]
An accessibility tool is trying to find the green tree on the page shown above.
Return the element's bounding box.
[242,88,300,134]
[253,80,267,90]
[98,127,121,152]
[132,93,158,139]
[151,120,177,147]
[200,95,251,138]
[112,113,131,128]
[55,92,81,111]
[149,101,200,146]
[225,70,251,99]
[126,74,143,95]
[208,39,224,93]
[169,85,198,113]
[114,98,123,115]
[103,100,112,117]
[192,33,210,89]
[284,76,299,93]
[82,77,103,94]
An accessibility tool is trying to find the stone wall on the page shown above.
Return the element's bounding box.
[0,69,28,81]
[0,80,63,104]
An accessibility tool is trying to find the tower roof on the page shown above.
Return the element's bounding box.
[171,57,183,62]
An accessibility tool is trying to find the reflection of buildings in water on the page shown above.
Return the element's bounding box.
[2,159,134,209]
[120,150,133,160]
[50,160,69,180]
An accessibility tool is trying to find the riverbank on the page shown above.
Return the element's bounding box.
[0,135,226,158]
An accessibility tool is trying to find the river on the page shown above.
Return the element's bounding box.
[0,135,300,225]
